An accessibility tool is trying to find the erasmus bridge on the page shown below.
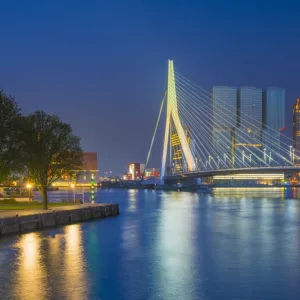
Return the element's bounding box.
[145,60,300,183]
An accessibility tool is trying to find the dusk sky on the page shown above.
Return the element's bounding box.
[1,0,300,175]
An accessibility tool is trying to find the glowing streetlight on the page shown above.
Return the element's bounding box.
[26,183,32,201]
[70,183,75,203]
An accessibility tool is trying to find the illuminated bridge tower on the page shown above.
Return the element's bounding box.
[161,60,196,180]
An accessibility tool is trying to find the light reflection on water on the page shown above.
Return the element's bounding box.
[1,225,88,300]
[13,233,47,300]
[0,189,300,299]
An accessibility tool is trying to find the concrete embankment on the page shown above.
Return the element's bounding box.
[0,203,119,238]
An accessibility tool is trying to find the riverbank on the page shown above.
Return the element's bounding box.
[0,203,119,237]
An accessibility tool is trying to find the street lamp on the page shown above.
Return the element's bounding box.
[263,148,267,165]
[26,183,32,201]
[70,183,75,203]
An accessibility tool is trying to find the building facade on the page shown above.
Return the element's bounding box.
[236,87,263,165]
[128,163,145,180]
[54,152,99,187]
[212,86,284,167]
[263,88,285,159]
[212,86,237,165]
[171,127,192,173]
[293,99,300,164]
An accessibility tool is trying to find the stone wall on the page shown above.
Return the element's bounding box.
[0,204,119,237]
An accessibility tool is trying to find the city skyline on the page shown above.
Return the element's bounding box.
[1,1,300,174]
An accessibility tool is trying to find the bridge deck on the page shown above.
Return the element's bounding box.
[165,166,300,180]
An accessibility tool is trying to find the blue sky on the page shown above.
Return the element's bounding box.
[1,0,300,174]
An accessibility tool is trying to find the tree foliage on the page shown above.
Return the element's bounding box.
[21,111,83,209]
[0,90,22,182]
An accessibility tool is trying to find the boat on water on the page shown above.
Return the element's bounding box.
[155,183,212,193]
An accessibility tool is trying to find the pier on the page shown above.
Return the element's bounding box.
[0,203,119,238]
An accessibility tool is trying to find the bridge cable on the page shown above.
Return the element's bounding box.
[176,72,297,162]
[142,91,166,181]
[175,75,292,165]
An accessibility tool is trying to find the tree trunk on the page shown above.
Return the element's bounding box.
[41,187,48,209]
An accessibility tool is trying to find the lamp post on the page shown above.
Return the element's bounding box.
[264,148,267,165]
[70,183,75,203]
[90,174,95,204]
[26,183,32,201]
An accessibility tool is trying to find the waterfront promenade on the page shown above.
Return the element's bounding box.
[0,203,119,237]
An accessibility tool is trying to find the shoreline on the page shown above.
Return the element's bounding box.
[0,203,119,238]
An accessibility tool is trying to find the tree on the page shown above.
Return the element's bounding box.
[0,90,22,182]
[21,111,83,209]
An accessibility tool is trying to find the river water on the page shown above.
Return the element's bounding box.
[0,188,300,300]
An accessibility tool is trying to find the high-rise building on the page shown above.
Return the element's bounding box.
[171,127,191,173]
[263,88,285,156]
[236,87,263,164]
[212,86,237,128]
[263,88,285,130]
[238,87,263,127]
[212,86,266,166]
[212,86,237,164]
[171,132,183,173]
[293,99,300,162]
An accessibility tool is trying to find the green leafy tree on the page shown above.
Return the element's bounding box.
[0,90,22,182]
[21,111,83,209]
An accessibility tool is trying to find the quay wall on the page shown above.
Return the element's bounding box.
[0,204,119,238]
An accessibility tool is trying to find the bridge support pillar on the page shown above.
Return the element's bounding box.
[161,60,196,181]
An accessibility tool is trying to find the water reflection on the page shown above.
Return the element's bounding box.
[155,192,200,299]
[1,189,300,299]
[62,225,88,299]
[127,189,138,212]
[13,233,47,299]
[8,224,88,299]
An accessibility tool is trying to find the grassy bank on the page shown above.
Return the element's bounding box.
[0,200,80,211]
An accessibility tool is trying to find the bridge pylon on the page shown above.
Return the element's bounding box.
[161,60,196,180]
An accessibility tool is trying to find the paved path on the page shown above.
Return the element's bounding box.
[0,203,106,219]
